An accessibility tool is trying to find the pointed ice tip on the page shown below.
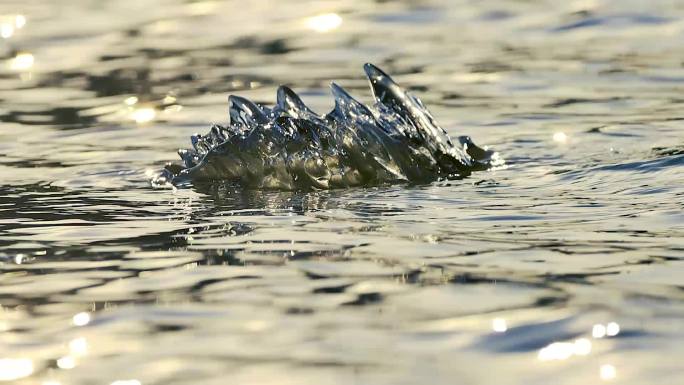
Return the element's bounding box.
[363,63,396,84]
[276,85,290,101]
[229,95,269,125]
[276,85,298,103]
[330,82,348,111]
[329,81,373,117]
[276,85,312,113]
[331,82,361,105]
[363,63,403,103]
[329,82,348,97]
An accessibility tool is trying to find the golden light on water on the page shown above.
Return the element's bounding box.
[72,312,91,326]
[606,322,620,336]
[0,358,34,381]
[187,1,219,16]
[164,104,183,113]
[537,338,592,361]
[0,24,12,39]
[593,322,620,338]
[111,380,142,385]
[0,15,25,39]
[124,96,139,106]
[123,96,158,123]
[245,319,269,332]
[15,15,26,29]
[56,356,76,370]
[600,364,617,380]
[491,318,508,332]
[573,338,592,355]
[451,72,501,83]
[553,132,568,143]
[131,107,157,124]
[306,13,342,33]
[69,337,88,356]
[593,323,607,338]
[8,53,34,71]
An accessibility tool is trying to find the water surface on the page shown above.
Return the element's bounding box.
[0,0,683,384]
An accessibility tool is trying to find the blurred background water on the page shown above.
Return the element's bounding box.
[0,0,683,384]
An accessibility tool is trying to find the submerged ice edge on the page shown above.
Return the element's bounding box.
[155,63,504,191]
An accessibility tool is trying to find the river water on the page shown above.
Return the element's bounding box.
[0,0,683,384]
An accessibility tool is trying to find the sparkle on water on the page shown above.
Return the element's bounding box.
[130,107,157,124]
[0,358,34,381]
[71,312,90,326]
[0,14,25,39]
[7,52,33,71]
[306,13,342,32]
[0,1,683,384]
[110,381,142,385]
[601,364,618,381]
[491,318,508,333]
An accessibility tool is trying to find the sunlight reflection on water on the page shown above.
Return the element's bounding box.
[7,52,33,71]
[306,13,342,32]
[0,358,33,381]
